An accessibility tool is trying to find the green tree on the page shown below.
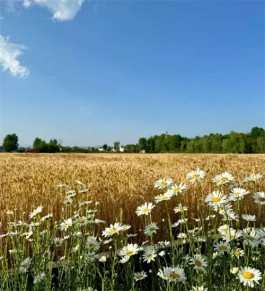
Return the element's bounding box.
[102,144,108,151]
[138,137,147,152]
[2,133,19,152]
[114,141,120,152]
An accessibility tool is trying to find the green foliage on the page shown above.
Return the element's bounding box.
[32,137,60,153]
[113,141,120,152]
[2,133,19,152]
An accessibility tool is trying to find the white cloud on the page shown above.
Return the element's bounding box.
[0,35,29,78]
[23,0,85,21]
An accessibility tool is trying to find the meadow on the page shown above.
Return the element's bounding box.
[0,153,265,290]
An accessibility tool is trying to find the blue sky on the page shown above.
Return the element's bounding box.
[0,0,264,147]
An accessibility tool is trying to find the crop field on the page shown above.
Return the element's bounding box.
[0,153,265,290]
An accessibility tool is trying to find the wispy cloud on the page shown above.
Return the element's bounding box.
[23,0,85,21]
[0,35,29,78]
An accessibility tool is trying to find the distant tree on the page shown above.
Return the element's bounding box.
[102,144,108,151]
[138,137,147,152]
[3,133,19,152]
[222,132,246,153]
[114,141,120,152]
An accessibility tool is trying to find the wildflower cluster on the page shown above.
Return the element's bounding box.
[0,171,264,290]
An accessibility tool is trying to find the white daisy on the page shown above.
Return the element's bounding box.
[119,243,140,257]
[205,190,227,207]
[136,202,155,216]
[19,257,32,273]
[213,172,234,186]
[242,214,256,222]
[154,178,174,189]
[186,169,205,184]
[60,218,73,231]
[168,182,188,195]
[134,271,147,281]
[102,222,124,237]
[154,191,173,203]
[142,246,157,263]
[231,248,244,258]
[86,236,100,253]
[29,206,43,219]
[229,187,249,201]
[244,173,263,183]
[144,222,159,236]
[174,203,188,213]
[189,255,208,271]
[157,266,186,282]
[238,266,262,288]
[253,192,265,205]
[214,241,230,253]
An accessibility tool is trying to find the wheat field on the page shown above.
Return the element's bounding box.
[1,153,265,241]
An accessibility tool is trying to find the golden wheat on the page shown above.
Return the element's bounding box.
[0,153,264,241]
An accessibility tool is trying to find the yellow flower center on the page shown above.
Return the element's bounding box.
[234,250,240,256]
[219,245,227,251]
[193,174,200,179]
[127,251,134,256]
[143,208,150,213]
[213,197,221,203]
[161,196,168,200]
[136,274,143,280]
[170,272,180,279]
[246,235,254,241]
[242,272,254,280]
[195,260,202,266]
[221,177,228,181]
[147,254,153,259]
[174,187,180,192]
[109,228,117,235]
[161,182,167,187]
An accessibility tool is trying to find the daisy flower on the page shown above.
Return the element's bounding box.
[229,188,249,201]
[19,257,32,273]
[142,246,157,263]
[86,236,100,253]
[136,202,155,216]
[60,218,73,231]
[189,255,208,271]
[242,214,256,222]
[213,172,234,186]
[168,183,188,195]
[154,178,173,189]
[29,206,43,219]
[244,173,263,183]
[186,169,205,184]
[221,228,241,242]
[242,229,259,246]
[154,191,173,203]
[174,203,188,213]
[144,222,159,236]
[257,229,265,244]
[238,266,262,288]
[253,192,265,205]
[205,190,227,207]
[134,271,147,281]
[119,243,140,257]
[231,248,244,258]
[102,222,124,237]
[157,266,186,282]
[214,241,230,253]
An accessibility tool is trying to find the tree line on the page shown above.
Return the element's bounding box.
[1,127,264,153]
